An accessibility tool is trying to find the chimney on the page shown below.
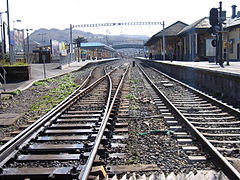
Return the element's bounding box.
[232,5,237,19]
[237,11,240,18]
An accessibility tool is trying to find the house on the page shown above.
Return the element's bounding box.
[223,18,240,61]
[177,17,215,61]
[145,21,188,60]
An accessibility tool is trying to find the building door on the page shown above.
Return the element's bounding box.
[237,43,240,60]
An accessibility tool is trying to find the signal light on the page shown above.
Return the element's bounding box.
[211,39,217,47]
[210,8,219,26]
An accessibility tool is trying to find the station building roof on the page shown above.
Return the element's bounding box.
[225,17,240,29]
[178,17,211,35]
[80,42,115,52]
[145,21,188,46]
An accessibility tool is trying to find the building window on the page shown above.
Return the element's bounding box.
[230,39,234,53]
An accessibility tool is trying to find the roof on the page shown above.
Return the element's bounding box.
[225,17,240,29]
[145,21,188,46]
[178,17,211,35]
[156,21,188,37]
[80,42,115,52]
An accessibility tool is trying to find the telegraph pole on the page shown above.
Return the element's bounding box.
[69,24,73,65]
[162,21,166,60]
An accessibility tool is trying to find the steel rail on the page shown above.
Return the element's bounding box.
[142,61,240,117]
[137,63,240,180]
[78,66,99,90]
[79,64,130,180]
[0,66,113,168]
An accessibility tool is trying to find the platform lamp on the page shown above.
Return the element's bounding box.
[0,11,7,54]
[6,0,14,63]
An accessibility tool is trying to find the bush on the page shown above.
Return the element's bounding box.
[0,59,28,67]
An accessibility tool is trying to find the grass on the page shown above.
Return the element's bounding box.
[130,79,139,89]
[11,90,22,95]
[30,74,79,113]
[127,144,140,164]
[126,94,136,100]
[0,60,28,67]
[33,81,48,86]
[130,79,138,84]
[129,104,140,110]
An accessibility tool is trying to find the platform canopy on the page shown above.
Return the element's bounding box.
[80,42,115,52]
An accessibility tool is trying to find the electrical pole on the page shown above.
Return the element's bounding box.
[26,29,32,63]
[70,24,73,65]
[2,22,6,53]
[162,21,166,60]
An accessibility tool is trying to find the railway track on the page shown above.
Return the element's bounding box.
[0,63,130,180]
[138,61,240,179]
[0,59,238,179]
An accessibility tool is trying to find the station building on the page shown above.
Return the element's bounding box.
[145,11,240,62]
[223,18,240,61]
[145,18,215,62]
[177,17,214,61]
[74,42,116,61]
[145,21,188,60]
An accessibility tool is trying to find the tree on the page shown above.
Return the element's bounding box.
[73,36,88,47]
[73,36,87,61]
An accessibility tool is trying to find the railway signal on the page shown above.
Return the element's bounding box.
[209,8,219,26]
[209,2,224,67]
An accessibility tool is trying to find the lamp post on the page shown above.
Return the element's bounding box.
[0,12,7,54]
[6,0,14,63]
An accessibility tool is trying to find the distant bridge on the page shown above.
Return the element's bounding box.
[112,43,144,49]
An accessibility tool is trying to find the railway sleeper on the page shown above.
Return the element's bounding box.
[24,143,90,153]
[36,135,91,141]
[60,114,102,118]
[49,123,95,129]
[64,110,103,114]
[0,167,78,180]
[56,118,100,123]
[16,154,87,161]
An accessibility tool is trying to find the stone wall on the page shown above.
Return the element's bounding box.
[142,60,240,104]
[0,66,31,83]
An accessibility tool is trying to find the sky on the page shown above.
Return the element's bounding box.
[1,0,240,37]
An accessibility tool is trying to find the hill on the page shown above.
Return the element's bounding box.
[29,28,149,46]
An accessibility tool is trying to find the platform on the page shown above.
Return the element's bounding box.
[137,58,240,105]
[0,58,118,93]
[137,57,240,76]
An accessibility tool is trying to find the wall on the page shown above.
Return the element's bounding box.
[226,27,240,60]
[0,66,31,83]
[142,60,240,104]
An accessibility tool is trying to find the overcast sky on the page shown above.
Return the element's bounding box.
[1,0,240,37]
